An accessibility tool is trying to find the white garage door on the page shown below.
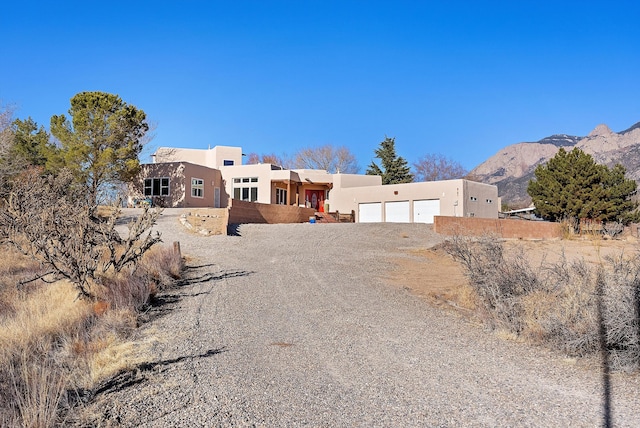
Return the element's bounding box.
[358,202,382,223]
[413,199,440,224]
[385,201,410,223]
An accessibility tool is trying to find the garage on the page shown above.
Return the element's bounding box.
[358,202,382,223]
[413,199,440,224]
[385,201,410,223]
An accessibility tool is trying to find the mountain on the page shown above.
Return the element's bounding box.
[469,121,640,208]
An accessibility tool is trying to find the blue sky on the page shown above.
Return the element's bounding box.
[2,1,639,171]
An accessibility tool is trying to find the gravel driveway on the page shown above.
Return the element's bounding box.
[90,208,640,427]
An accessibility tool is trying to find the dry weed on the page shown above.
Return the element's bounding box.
[445,234,640,371]
[0,280,93,360]
[0,241,184,425]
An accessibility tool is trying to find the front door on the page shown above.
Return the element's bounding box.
[305,189,325,210]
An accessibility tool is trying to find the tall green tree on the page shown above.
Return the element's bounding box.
[50,91,149,204]
[527,147,639,223]
[11,117,58,171]
[366,136,413,184]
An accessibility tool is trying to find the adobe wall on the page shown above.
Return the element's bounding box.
[228,200,316,224]
[434,216,563,239]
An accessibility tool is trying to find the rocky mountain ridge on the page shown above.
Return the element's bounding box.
[470,121,640,208]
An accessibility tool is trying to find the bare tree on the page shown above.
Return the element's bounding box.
[293,144,359,173]
[413,153,467,182]
[0,101,13,152]
[0,102,23,195]
[245,152,290,167]
[0,168,161,298]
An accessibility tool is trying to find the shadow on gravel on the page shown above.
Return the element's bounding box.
[227,223,241,236]
[146,269,254,323]
[90,347,227,397]
[175,270,254,287]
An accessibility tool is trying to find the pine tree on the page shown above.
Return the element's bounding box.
[527,148,639,223]
[366,136,414,184]
[51,92,149,205]
[11,117,58,172]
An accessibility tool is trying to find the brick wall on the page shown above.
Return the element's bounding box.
[434,216,562,239]
[229,200,316,224]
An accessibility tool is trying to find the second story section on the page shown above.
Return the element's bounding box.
[152,146,243,169]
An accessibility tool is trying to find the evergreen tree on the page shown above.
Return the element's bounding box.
[51,92,149,204]
[11,117,58,172]
[527,147,639,223]
[366,136,413,184]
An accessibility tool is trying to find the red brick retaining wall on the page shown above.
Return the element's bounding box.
[434,216,563,239]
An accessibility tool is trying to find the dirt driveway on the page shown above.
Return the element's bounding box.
[86,210,640,427]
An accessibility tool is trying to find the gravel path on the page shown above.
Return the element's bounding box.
[90,208,640,427]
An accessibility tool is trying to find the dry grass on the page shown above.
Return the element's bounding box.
[445,234,640,372]
[0,242,184,426]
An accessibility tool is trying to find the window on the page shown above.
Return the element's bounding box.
[233,177,258,202]
[144,178,169,196]
[191,178,204,198]
[223,160,234,166]
[276,188,287,205]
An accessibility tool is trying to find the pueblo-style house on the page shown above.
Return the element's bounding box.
[131,145,499,223]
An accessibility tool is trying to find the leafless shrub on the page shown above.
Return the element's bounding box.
[0,168,161,298]
[445,233,640,371]
[526,258,599,356]
[0,166,186,423]
[95,273,151,311]
[559,217,579,238]
[603,221,624,237]
[443,234,541,332]
[138,245,184,288]
[599,255,640,371]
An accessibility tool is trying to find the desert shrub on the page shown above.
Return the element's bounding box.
[445,234,640,371]
[443,234,541,332]
[523,258,599,356]
[599,255,640,371]
[138,245,184,289]
[0,168,161,299]
[95,273,151,311]
[603,221,624,237]
[0,241,183,426]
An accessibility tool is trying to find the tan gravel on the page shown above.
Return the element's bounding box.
[79,209,640,427]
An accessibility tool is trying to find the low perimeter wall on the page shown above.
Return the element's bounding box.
[228,200,316,224]
[434,216,563,239]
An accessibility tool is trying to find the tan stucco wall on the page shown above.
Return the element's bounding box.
[208,146,243,168]
[182,163,227,208]
[154,148,208,166]
[332,173,381,188]
[328,179,499,222]
[434,216,562,239]
[293,169,333,184]
[219,163,275,204]
[228,200,316,224]
[153,146,242,169]
[135,162,227,208]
